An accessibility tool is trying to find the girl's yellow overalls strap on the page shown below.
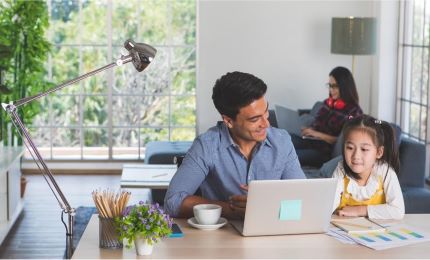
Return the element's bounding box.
[337,175,386,210]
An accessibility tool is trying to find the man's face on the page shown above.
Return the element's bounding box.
[223,96,270,144]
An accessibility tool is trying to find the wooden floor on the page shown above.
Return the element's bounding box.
[0,174,150,259]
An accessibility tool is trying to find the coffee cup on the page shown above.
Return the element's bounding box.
[193,204,222,225]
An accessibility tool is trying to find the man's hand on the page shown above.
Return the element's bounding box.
[337,206,368,217]
[228,184,248,219]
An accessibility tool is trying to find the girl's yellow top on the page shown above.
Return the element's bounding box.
[337,174,386,210]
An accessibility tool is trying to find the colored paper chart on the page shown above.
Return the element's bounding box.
[334,224,430,250]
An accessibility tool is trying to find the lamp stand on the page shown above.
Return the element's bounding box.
[1,39,156,259]
[351,55,356,76]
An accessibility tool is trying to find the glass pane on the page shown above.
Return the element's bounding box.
[83,128,108,159]
[112,96,141,127]
[171,96,196,126]
[171,0,196,45]
[136,0,168,45]
[112,128,140,159]
[420,105,427,140]
[140,96,169,126]
[412,0,428,45]
[171,128,195,141]
[409,103,421,138]
[80,0,108,45]
[50,0,80,44]
[83,95,108,126]
[52,128,80,159]
[27,127,51,149]
[51,95,80,126]
[113,46,170,95]
[31,96,50,126]
[112,0,138,45]
[140,127,168,146]
[422,47,429,105]
[26,127,51,160]
[171,47,196,94]
[51,46,80,94]
[411,47,423,103]
[82,47,109,94]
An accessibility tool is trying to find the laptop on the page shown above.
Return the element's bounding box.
[274,104,320,140]
[230,178,337,236]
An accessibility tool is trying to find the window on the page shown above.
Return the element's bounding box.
[397,0,429,142]
[30,0,196,160]
[397,0,430,178]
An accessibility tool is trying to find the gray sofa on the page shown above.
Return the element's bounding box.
[270,107,430,213]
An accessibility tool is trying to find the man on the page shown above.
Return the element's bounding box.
[164,71,305,219]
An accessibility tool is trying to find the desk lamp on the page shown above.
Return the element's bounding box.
[331,17,376,74]
[1,39,156,259]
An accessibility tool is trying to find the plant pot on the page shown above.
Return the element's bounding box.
[134,235,154,255]
[20,176,28,198]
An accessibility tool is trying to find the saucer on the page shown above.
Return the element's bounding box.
[187,217,228,231]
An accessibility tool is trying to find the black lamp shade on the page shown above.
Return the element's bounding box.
[331,17,376,55]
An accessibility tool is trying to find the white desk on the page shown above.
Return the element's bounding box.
[73,214,430,259]
[120,164,177,189]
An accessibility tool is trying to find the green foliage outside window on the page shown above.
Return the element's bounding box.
[0,0,51,145]
[28,0,196,159]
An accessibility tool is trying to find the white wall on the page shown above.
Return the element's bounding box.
[197,0,394,134]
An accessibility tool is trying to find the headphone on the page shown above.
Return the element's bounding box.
[325,97,346,110]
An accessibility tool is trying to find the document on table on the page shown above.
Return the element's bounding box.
[122,165,177,182]
[327,223,430,250]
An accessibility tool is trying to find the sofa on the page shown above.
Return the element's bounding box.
[270,106,430,213]
[144,141,192,204]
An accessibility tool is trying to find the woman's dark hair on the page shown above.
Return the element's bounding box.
[341,115,400,180]
[329,66,359,106]
[212,71,267,119]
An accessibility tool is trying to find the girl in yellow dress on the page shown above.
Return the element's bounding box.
[332,115,404,219]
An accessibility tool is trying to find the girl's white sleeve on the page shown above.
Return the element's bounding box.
[367,168,405,220]
[331,165,344,213]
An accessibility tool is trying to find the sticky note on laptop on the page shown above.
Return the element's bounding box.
[279,200,302,221]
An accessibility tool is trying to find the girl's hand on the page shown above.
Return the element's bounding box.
[337,206,368,217]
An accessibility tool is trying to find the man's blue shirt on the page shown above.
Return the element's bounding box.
[164,122,306,216]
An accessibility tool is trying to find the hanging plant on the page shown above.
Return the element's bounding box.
[0,0,51,145]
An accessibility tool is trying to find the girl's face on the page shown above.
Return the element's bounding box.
[328,76,340,100]
[344,130,384,180]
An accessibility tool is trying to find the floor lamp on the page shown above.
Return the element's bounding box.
[1,39,156,259]
[331,17,376,75]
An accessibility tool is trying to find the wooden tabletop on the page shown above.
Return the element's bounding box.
[72,214,430,259]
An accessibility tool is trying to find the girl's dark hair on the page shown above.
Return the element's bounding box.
[212,71,267,119]
[341,115,400,180]
[329,66,359,106]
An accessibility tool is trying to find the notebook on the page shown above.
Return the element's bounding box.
[230,178,337,236]
[274,104,320,140]
[331,217,387,234]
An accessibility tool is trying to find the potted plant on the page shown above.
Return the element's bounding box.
[116,201,173,255]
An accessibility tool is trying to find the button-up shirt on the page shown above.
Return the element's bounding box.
[164,122,306,217]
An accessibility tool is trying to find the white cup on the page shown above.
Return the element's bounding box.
[193,204,222,225]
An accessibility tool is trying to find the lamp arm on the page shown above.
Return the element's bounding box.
[1,53,133,259]
[14,54,132,108]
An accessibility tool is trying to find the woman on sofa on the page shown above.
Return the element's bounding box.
[292,66,363,167]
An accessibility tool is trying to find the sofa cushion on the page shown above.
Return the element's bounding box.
[402,187,430,213]
[399,138,426,188]
[145,141,193,164]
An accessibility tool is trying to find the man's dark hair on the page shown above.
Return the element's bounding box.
[212,71,267,119]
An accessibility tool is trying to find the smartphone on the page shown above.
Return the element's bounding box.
[169,223,184,238]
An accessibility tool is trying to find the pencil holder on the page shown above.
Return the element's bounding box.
[99,216,123,249]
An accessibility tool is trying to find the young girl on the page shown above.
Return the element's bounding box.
[332,115,405,219]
